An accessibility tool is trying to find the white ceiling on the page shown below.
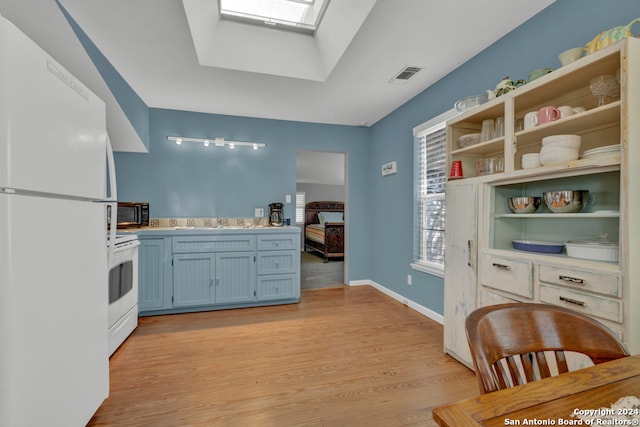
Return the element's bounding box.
[0,0,554,152]
[58,0,553,127]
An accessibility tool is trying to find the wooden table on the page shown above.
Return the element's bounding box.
[432,355,640,426]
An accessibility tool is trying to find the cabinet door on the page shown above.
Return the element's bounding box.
[443,181,479,368]
[139,238,169,311]
[215,252,255,304]
[173,253,216,307]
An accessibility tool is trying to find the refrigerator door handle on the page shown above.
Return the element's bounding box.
[106,133,117,202]
[106,134,117,259]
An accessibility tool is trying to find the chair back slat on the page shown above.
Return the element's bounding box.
[534,351,552,378]
[466,303,629,394]
[520,353,535,383]
[555,350,569,374]
[505,356,524,386]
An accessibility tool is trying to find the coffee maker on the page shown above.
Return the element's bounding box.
[268,202,284,227]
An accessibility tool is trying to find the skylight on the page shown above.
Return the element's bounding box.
[219,0,331,35]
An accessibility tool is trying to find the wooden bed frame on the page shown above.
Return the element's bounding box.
[304,201,344,262]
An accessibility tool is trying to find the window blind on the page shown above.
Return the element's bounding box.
[416,127,447,265]
[412,108,457,276]
[295,192,306,224]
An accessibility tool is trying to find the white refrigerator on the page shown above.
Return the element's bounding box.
[0,14,113,426]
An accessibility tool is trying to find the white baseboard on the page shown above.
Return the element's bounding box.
[348,279,444,325]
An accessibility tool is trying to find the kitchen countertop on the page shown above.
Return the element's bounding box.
[118,225,301,236]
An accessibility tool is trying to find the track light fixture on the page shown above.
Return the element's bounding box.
[167,136,266,150]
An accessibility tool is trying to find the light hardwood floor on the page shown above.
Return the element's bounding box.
[89,286,477,426]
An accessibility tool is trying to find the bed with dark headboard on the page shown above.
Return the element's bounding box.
[304,201,344,262]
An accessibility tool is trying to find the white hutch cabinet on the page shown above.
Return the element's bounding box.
[443,38,640,368]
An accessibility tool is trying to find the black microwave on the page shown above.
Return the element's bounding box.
[116,202,149,228]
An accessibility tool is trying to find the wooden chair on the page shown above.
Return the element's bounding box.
[465,303,629,394]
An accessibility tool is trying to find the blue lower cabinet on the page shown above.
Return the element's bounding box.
[173,253,216,307]
[135,229,300,316]
[256,234,300,301]
[173,251,255,306]
[214,251,255,304]
[138,237,172,312]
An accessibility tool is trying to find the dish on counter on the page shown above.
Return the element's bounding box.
[512,240,565,254]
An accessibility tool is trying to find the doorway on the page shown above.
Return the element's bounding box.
[296,151,346,289]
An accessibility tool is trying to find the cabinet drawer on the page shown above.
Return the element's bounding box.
[257,234,298,251]
[257,251,296,275]
[538,264,621,297]
[479,289,520,307]
[172,235,255,253]
[256,274,298,300]
[478,254,533,298]
[539,284,622,323]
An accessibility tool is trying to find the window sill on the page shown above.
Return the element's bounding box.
[411,262,444,278]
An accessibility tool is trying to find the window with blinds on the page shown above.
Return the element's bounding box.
[296,192,306,224]
[412,108,458,277]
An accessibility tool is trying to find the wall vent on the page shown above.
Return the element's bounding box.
[389,66,422,84]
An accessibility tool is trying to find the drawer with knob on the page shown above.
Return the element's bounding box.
[538,264,621,297]
[257,234,297,251]
[478,254,534,298]
[257,251,296,275]
[539,283,622,323]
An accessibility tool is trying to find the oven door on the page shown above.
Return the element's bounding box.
[108,239,140,337]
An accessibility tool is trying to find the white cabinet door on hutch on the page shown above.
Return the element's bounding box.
[443,181,479,368]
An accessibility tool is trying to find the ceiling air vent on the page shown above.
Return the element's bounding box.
[389,66,422,84]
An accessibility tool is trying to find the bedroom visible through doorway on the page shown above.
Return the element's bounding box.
[296,151,346,289]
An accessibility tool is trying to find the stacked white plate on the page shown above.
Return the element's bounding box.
[581,144,621,159]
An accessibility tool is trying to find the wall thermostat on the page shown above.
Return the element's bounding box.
[381,161,397,176]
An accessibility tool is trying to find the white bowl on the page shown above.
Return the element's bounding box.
[558,47,584,66]
[539,147,579,166]
[543,140,582,149]
[521,153,541,169]
[542,135,582,148]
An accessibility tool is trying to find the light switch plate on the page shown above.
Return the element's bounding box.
[255,208,264,217]
[285,194,291,204]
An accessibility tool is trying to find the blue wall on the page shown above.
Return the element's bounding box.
[114,109,372,282]
[367,0,640,315]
